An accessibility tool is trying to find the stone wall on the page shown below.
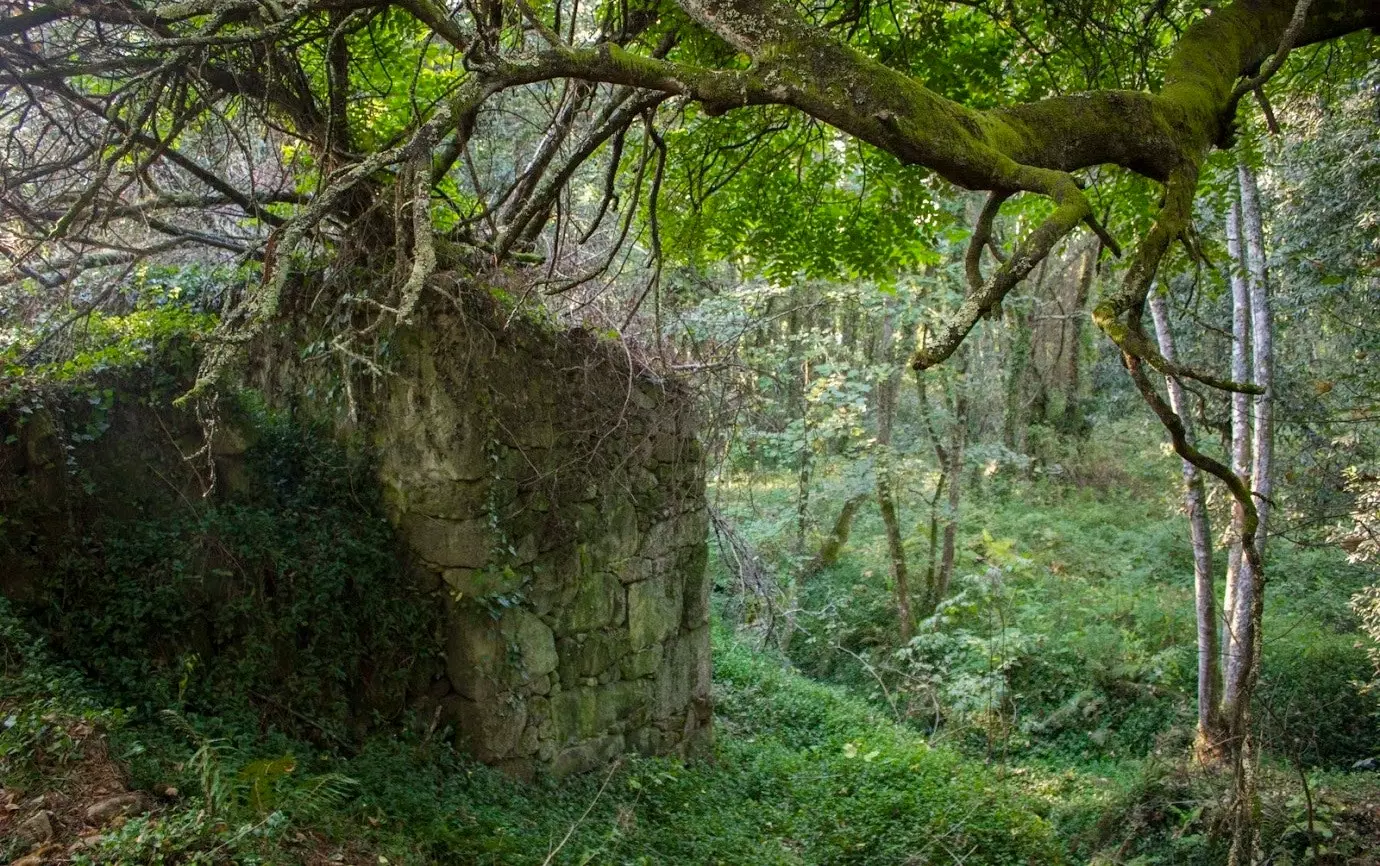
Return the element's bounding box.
[258,286,712,778]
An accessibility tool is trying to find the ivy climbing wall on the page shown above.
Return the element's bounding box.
[260,288,713,779]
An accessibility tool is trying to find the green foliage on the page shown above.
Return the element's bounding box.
[0,598,126,792]
[741,439,1379,770]
[25,409,436,740]
[1,599,355,865]
[5,592,1072,865]
[1,266,227,397]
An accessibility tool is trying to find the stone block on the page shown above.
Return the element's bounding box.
[680,543,711,630]
[446,604,557,699]
[686,624,712,704]
[443,566,522,600]
[550,734,625,778]
[627,573,683,651]
[619,645,663,680]
[653,636,692,722]
[559,571,623,634]
[595,495,640,563]
[528,550,579,617]
[495,757,536,783]
[548,680,651,744]
[403,515,492,569]
[626,726,662,757]
[562,631,629,682]
[616,556,651,585]
[454,694,526,761]
[652,434,679,463]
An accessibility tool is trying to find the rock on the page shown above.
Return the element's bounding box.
[10,843,64,866]
[593,496,640,564]
[653,636,692,721]
[550,734,625,778]
[680,543,711,629]
[620,645,663,680]
[495,757,537,783]
[652,434,679,463]
[1351,757,1379,771]
[85,793,148,826]
[627,726,662,756]
[443,566,522,599]
[527,548,580,617]
[401,515,492,569]
[559,571,623,634]
[18,810,54,844]
[453,694,527,761]
[548,680,651,744]
[627,575,682,651]
[446,604,557,699]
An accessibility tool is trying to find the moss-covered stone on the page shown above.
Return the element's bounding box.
[403,515,492,569]
[549,680,651,743]
[453,693,526,761]
[446,604,557,699]
[627,575,683,651]
[247,289,710,776]
[557,631,630,687]
[559,570,623,634]
[680,544,712,629]
[620,645,663,680]
[550,734,625,778]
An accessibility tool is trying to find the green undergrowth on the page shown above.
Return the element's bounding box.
[11,405,437,743]
[3,600,1076,864]
[714,434,1379,771]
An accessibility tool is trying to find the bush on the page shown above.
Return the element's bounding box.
[24,410,436,741]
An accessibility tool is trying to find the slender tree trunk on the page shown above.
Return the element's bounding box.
[938,356,967,606]
[1241,162,1274,564]
[1216,162,1274,866]
[807,494,867,575]
[1150,295,1225,757]
[1228,160,1275,866]
[1002,299,1033,451]
[875,302,912,642]
[1222,195,1253,710]
[788,291,812,556]
[916,349,966,618]
[1060,242,1096,435]
[924,474,945,604]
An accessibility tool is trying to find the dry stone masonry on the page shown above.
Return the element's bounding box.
[260,287,713,779]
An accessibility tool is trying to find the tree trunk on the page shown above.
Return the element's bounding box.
[807,494,867,576]
[1222,195,1253,711]
[938,356,967,608]
[874,301,913,642]
[1241,161,1274,564]
[1149,294,1225,758]
[1002,297,1033,452]
[1218,163,1274,866]
[789,290,812,557]
[1059,241,1096,435]
[916,348,966,618]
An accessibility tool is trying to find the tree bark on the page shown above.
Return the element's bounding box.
[1241,160,1274,564]
[1222,194,1253,712]
[1149,294,1225,758]
[1059,241,1097,435]
[916,348,966,619]
[938,372,966,609]
[874,300,913,642]
[807,494,867,576]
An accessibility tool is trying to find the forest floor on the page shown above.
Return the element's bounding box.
[4,420,1380,864]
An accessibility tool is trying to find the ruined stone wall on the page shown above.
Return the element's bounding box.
[259,288,712,778]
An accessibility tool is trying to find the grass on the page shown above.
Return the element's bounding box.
[3,601,1071,865]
